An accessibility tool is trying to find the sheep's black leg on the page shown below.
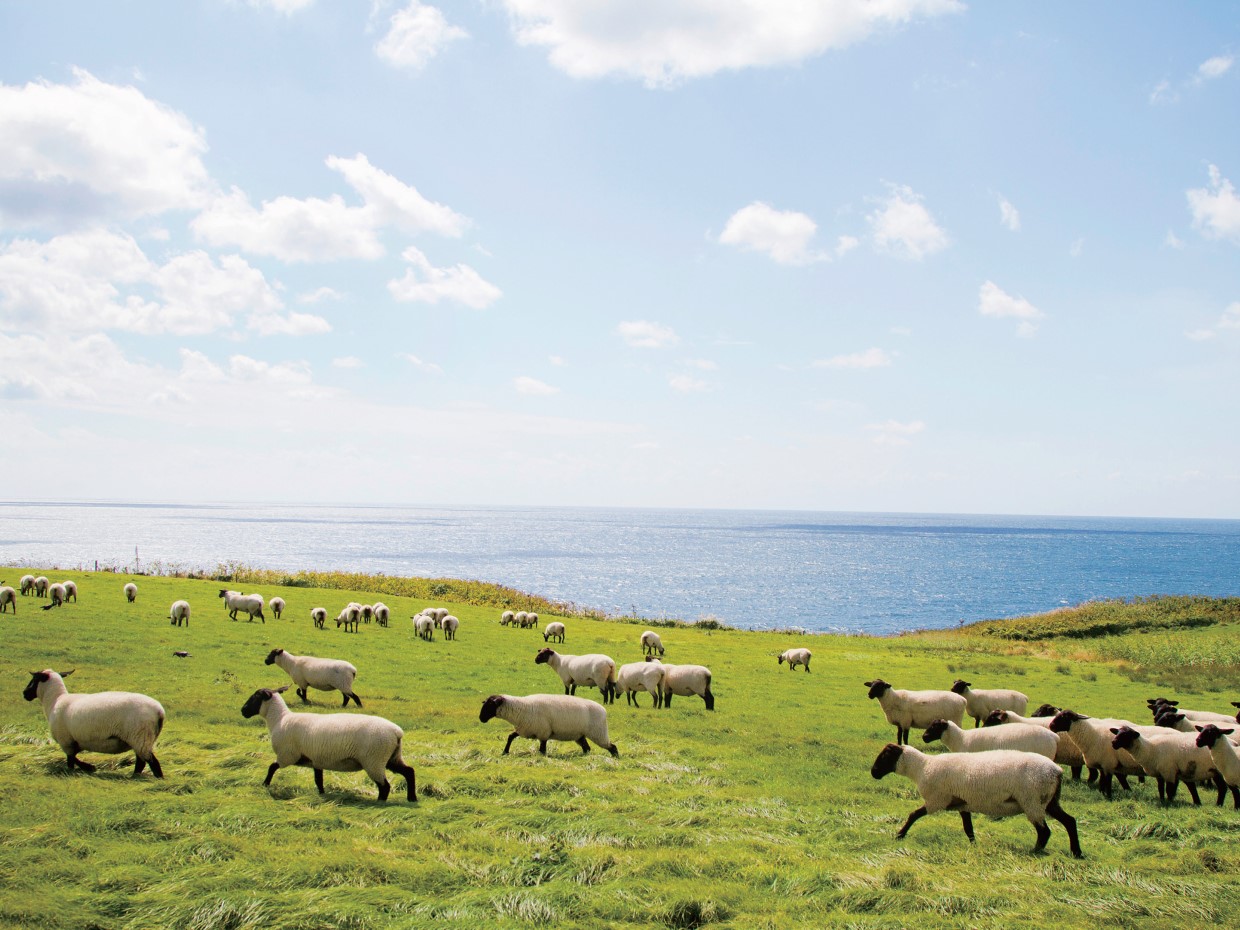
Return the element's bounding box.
[133,756,147,776]
[1185,780,1202,806]
[895,805,927,839]
[704,689,715,711]
[1047,796,1083,858]
[1032,819,1050,851]
[959,811,975,842]
[577,736,591,755]
[607,742,619,758]
[538,740,548,755]
[376,778,391,802]
[1155,776,1167,804]
[387,760,417,801]
[1070,765,1082,781]
[1099,771,1113,799]
[351,693,363,708]
[264,762,280,786]
[1087,766,1099,784]
[146,753,163,778]
[503,732,520,755]
[340,693,349,707]
[314,768,325,794]
[664,692,673,708]
[1230,784,1240,810]
[68,753,95,773]
[805,664,810,673]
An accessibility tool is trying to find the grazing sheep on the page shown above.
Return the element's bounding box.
[169,600,191,627]
[543,621,566,643]
[414,614,435,641]
[535,648,618,704]
[865,679,967,746]
[336,603,361,632]
[1048,711,1147,799]
[652,660,715,711]
[361,604,374,624]
[984,709,1091,780]
[63,581,77,603]
[617,659,666,708]
[479,693,618,757]
[22,669,165,777]
[269,596,285,620]
[219,589,265,623]
[922,718,1057,759]
[123,582,136,603]
[950,679,1029,728]
[442,615,459,640]
[20,575,35,596]
[870,743,1082,858]
[1109,725,1230,806]
[0,586,16,614]
[778,648,811,672]
[1195,725,1240,808]
[500,610,515,626]
[35,576,49,598]
[311,607,327,630]
[526,612,540,628]
[241,687,415,802]
[513,611,529,629]
[372,603,390,627]
[640,630,665,656]
[47,583,67,608]
[264,648,361,707]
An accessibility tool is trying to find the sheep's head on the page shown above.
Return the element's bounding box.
[22,669,71,701]
[1110,725,1141,751]
[921,719,949,743]
[241,686,288,718]
[949,679,971,694]
[1196,724,1235,749]
[1031,703,1060,717]
[218,589,228,598]
[864,679,891,700]
[534,648,555,665]
[264,648,284,665]
[1049,710,1085,733]
[1154,712,1185,729]
[479,695,505,723]
[870,743,904,779]
[983,710,1008,727]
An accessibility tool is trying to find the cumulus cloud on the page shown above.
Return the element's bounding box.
[387,246,502,307]
[1194,55,1234,84]
[812,347,892,370]
[326,153,468,237]
[1187,165,1240,242]
[1186,301,1240,341]
[998,195,1020,231]
[868,184,949,260]
[617,320,678,348]
[978,280,1044,337]
[376,1,468,69]
[0,69,212,228]
[719,202,827,265]
[866,419,925,445]
[298,286,344,304]
[515,375,559,395]
[500,0,963,87]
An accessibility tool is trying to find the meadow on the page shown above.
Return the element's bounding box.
[2,570,1239,930]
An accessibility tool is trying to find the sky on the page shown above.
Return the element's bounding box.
[1,2,1238,518]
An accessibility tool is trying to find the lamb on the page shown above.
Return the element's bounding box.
[0,586,16,614]
[950,679,1029,727]
[311,607,327,630]
[778,648,811,672]
[35,576,49,597]
[241,686,415,801]
[865,679,967,745]
[264,648,361,707]
[123,582,137,603]
[169,600,191,627]
[543,621,566,643]
[442,615,459,640]
[47,583,67,608]
[62,581,77,603]
[640,630,665,656]
[22,669,165,777]
[922,718,1057,759]
[984,709,1090,780]
[500,610,515,626]
[617,659,666,708]
[269,596,285,620]
[650,659,715,711]
[414,614,434,640]
[219,589,265,622]
[1195,725,1240,808]
[1048,711,1148,798]
[479,693,619,757]
[20,575,35,596]
[535,648,618,704]
[372,603,390,627]
[1109,725,1229,806]
[870,743,1082,858]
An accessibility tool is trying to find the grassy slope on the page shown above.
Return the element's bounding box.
[2,573,1239,930]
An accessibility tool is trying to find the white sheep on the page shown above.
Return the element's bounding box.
[922,718,1057,759]
[950,679,1029,727]
[219,589,265,622]
[535,648,618,704]
[372,602,390,627]
[865,678,967,745]
[500,610,515,626]
[479,693,619,757]
[984,709,1091,780]
[432,607,450,626]
[22,669,165,777]
[337,603,361,632]
[35,576,49,597]
[47,583,67,608]
[1195,725,1240,809]
[264,648,361,707]
[20,575,35,596]
[514,611,529,628]
[123,582,137,603]
[0,586,16,614]
[361,604,374,624]
[269,596,286,620]
[778,647,811,672]
[526,611,540,628]
[414,614,435,640]
[442,615,459,641]
[1048,711,1148,799]
[543,621,566,643]
[1147,697,1238,724]
[63,581,77,603]
[652,660,715,711]
[241,686,415,802]
[870,743,1082,858]
[1109,725,1226,806]
[311,607,327,630]
[169,600,191,627]
[617,660,666,708]
[640,630,665,656]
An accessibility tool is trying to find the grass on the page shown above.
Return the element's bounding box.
[3,571,1240,929]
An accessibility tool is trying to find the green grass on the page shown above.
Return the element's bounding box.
[3,572,1240,929]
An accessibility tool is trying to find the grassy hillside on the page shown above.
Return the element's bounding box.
[2,571,1239,930]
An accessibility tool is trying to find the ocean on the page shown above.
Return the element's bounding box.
[2,501,1238,635]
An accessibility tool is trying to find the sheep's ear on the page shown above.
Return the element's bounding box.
[863,680,874,687]
[59,669,75,678]
[1224,729,1236,735]
[1195,725,1205,732]
[1109,727,1120,734]
[274,685,290,693]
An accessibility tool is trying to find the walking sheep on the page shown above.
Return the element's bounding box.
[337,603,361,632]
[219,589,265,623]
[0,586,15,614]
[20,575,35,596]
[22,669,165,777]
[500,610,515,626]
[169,600,191,627]
[535,648,618,704]
[922,718,1057,759]
[311,607,327,629]
[47,583,67,608]
[372,603,390,627]
[950,679,1029,728]
[35,576,49,597]
[984,709,1091,780]
[543,621,565,643]
[865,679,966,746]
[1109,725,1229,806]
[264,648,361,707]
[241,686,415,802]
[414,614,434,640]
[63,581,77,603]
[652,660,715,711]
[123,582,137,603]
[1048,711,1146,799]
[479,693,619,757]
[617,659,666,708]
[640,630,665,656]
[269,596,285,620]
[870,743,1082,858]
[778,648,811,672]
[442,615,459,640]
[1196,725,1240,808]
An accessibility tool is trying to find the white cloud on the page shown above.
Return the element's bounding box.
[1164,230,1185,249]
[1149,78,1178,106]
[298,286,343,304]
[249,0,315,13]
[1187,301,1240,341]
[500,0,963,87]
[1188,165,1240,242]
[326,153,468,237]
[228,354,313,384]
[388,246,502,308]
[812,347,892,370]
[376,1,468,69]
[835,234,859,257]
[515,375,559,395]
[248,309,331,336]
[866,419,925,445]
[669,374,710,392]
[978,280,1044,337]
[868,184,949,260]
[998,195,1020,231]
[332,356,365,369]
[399,353,445,375]
[1195,55,1234,84]
[549,355,567,366]
[0,69,212,227]
[617,320,678,348]
[719,202,827,265]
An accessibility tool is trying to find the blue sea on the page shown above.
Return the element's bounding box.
[2,502,1238,635]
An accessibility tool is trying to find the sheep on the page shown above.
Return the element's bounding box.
[543,621,566,643]
[0,586,16,614]
[414,614,435,641]
[360,604,374,624]
[269,596,285,620]
[778,648,811,672]
[1048,711,1148,799]
[431,607,449,626]
[1109,725,1230,806]
[372,603,390,627]
[950,679,1029,728]
[535,648,618,704]
[63,581,77,603]
[123,582,137,603]
[336,607,359,633]
[640,630,665,656]
[20,575,35,596]
[984,709,1091,780]
[219,589,265,623]
[870,743,1082,858]
[922,718,1057,759]
[264,648,361,707]
[650,658,715,711]
[311,607,327,630]
[1156,710,1240,741]
[526,612,540,628]
[500,610,515,626]
[47,583,66,608]
[241,686,415,802]
[34,576,49,597]
[1195,725,1240,809]
[442,615,459,640]
[865,679,967,746]
[1149,699,1238,727]
[169,600,191,627]
[617,659,666,708]
[479,693,618,757]
[22,669,165,777]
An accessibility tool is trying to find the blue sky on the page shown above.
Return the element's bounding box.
[1,1,1238,517]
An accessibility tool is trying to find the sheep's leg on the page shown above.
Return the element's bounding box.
[1098,771,1113,799]
[606,742,619,758]
[1070,765,1082,781]
[576,736,591,755]
[895,805,927,839]
[1155,776,1167,804]
[1230,784,1240,810]
[1087,766,1099,784]
[376,778,391,801]
[1114,772,1130,792]
[1046,796,1083,858]
[387,758,416,801]
[67,752,95,773]
[1032,819,1051,852]
[703,689,715,711]
[314,769,326,794]
[1184,780,1202,806]
[264,762,280,786]
[350,693,363,708]
[538,740,548,755]
[146,753,163,778]
[957,811,975,842]
[805,663,810,673]
[502,732,520,755]
[664,692,673,709]
[340,693,350,708]
[134,756,146,776]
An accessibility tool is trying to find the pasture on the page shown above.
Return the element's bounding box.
[2,571,1239,929]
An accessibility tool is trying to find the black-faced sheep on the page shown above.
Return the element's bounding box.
[480,693,618,757]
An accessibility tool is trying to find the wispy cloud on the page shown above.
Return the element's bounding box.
[617,320,678,348]
[669,374,710,393]
[998,195,1020,231]
[388,246,501,308]
[515,375,559,395]
[1187,165,1240,242]
[399,353,444,375]
[978,281,1044,337]
[866,419,925,445]
[812,348,893,370]
[1186,301,1240,341]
